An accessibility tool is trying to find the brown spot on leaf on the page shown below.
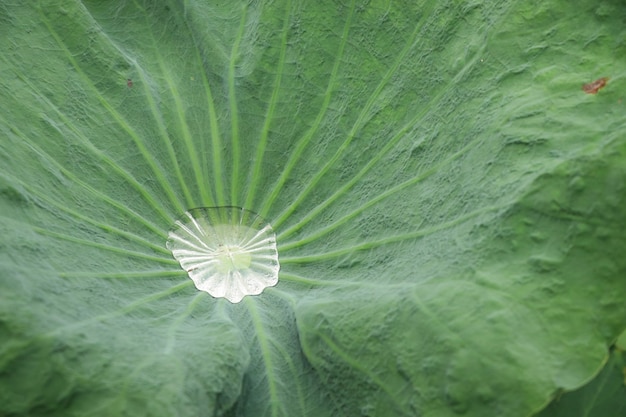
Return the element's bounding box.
[582,77,608,94]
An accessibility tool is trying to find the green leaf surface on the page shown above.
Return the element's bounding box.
[1,1,625,416]
[534,349,626,417]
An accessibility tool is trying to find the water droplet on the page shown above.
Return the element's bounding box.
[166,207,280,303]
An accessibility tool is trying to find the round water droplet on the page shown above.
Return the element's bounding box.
[166,207,280,303]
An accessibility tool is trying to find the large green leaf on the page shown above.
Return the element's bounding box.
[1,1,625,416]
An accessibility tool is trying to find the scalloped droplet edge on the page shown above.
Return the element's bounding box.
[166,206,280,303]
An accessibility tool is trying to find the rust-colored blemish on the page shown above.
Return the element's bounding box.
[582,77,608,94]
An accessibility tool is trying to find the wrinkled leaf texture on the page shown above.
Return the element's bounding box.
[1,1,625,416]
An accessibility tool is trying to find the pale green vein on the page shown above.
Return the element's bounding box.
[264,286,296,306]
[279,128,485,246]
[251,288,308,414]
[63,12,189,213]
[245,297,280,417]
[164,292,206,353]
[229,6,248,207]
[308,330,403,409]
[76,11,191,212]
[5,57,175,225]
[272,2,435,230]
[0,262,54,276]
[244,0,292,210]
[157,67,218,207]
[0,172,167,254]
[40,7,177,223]
[200,51,226,207]
[278,272,413,289]
[212,299,228,318]
[133,0,214,208]
[34,227,174,261]
[409,284,470,344]
[277,31,488,239]
[278,272,344,287]
[167,0,227,208]
[178,1,230,63]
[258,0,356,220]
[44,280,193,338]
[2,120,168,240]
[280,203,507,263]
[279,31,482,240]
[264,317,307,416]
[134,66,193,211]
[59,270,185,279]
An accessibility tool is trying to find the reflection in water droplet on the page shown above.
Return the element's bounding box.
[166,207,280,303]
